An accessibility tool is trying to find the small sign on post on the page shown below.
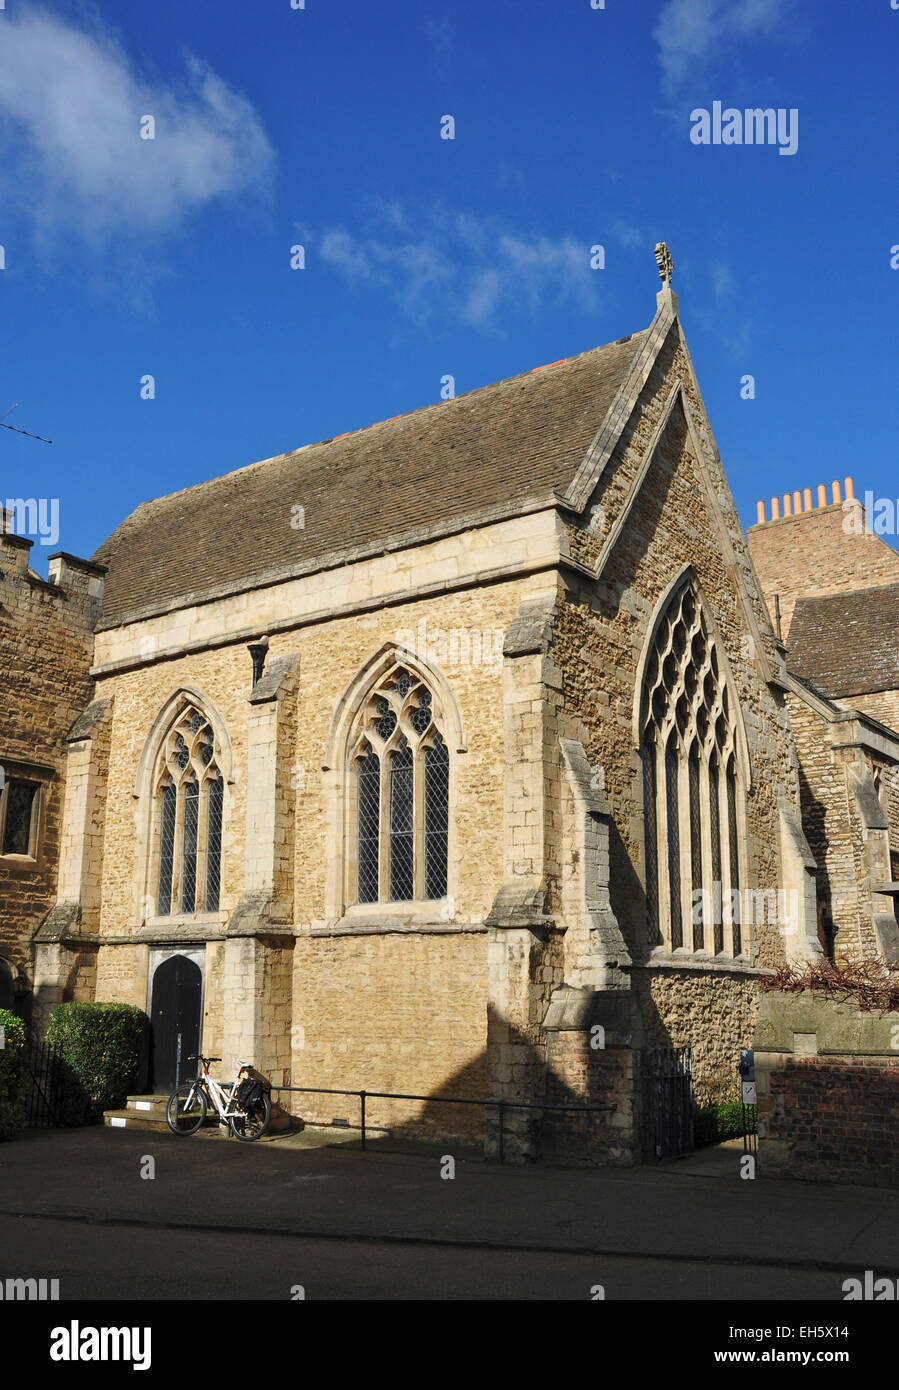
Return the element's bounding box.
[740,1048,756,1104]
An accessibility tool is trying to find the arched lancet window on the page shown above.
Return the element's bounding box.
[639,579,745,955]
[153,706,225,916]
[349,665,449,905]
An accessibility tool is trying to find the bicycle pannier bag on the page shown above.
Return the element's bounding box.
[235,1077,265,1115]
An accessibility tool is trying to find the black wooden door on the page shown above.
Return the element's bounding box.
[149,955,202,1092]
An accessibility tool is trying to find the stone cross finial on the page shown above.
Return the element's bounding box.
[654,242,674,286]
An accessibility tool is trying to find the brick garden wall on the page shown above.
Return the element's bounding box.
[755,991,899,1188]
[762,1054,899,1188]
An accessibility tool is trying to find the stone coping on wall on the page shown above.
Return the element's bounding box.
[310,917,489,937]
[632,954,768,976]
[754,990,899,1055]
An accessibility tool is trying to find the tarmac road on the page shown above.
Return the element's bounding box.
[1,1125,896,1302]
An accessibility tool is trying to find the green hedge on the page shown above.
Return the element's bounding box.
[0,1009,28,1141]
[47,1002,147,1125]
[693,1101,756,1147]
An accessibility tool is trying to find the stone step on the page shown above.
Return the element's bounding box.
[103,1107,224,1132]
[105,1092,227,1132]
[125,1094,169,1115]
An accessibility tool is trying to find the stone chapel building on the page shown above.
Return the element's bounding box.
[6,260,899,1162]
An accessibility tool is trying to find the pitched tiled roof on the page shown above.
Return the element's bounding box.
[787,583,899,697]
[92,330,647,629]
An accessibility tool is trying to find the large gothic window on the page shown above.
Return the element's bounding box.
[153,707,225,916]
[349,664,449,905]
[639,580,744,956]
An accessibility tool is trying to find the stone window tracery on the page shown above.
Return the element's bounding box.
[640,580,744,956]
[349,664,449,905]
[153,706,224,916]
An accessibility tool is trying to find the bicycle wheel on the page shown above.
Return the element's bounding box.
[166,1081,208,1135]
[229,1091,271,1142]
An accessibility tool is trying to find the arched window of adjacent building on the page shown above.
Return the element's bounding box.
[0,957,13,1012]
[639,578,746,956]
[152,706,225,916]
[348,664,449,905]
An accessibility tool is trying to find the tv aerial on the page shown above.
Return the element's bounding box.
[0,403,52,444]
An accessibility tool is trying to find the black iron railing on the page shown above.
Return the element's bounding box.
[270,1085,615,1163]
[642,1046,693,1160]
[27,1041,69,1128]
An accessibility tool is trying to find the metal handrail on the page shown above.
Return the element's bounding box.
[269,1084,615,1163]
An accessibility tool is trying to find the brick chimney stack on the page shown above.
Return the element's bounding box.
[747,477,899,640]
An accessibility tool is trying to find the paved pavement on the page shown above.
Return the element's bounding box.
[1,1125,897,1300]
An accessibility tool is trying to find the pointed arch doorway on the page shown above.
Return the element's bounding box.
[149,951,203,1092]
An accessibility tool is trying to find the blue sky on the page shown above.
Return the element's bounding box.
[1,0,897,571]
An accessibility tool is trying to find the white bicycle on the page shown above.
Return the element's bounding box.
[165,1054,272,1142]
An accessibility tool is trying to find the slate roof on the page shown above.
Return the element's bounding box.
[91,331,647,630]
[787,583,899,697]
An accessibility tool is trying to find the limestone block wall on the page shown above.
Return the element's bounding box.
[291,577,530,929]
[88,538,558,1124]
[93,644,254,938]
[634,968,758,1105]
[94,944,150,1010]
[202,941,225,1059]
[843,689,899,734]
[289,929,488,1141]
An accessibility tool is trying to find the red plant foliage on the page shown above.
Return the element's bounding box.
[758,956,899,1013]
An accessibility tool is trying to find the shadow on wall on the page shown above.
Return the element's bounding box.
[295,1007,639,1167]
[797,766,836,959]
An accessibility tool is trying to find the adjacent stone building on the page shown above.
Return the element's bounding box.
[0,516,104,1019]
[14,259,899,1162]
[748,491,899,965]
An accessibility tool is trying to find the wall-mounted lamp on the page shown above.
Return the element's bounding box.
[248,635,269,688]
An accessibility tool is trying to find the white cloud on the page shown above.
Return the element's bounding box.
[305,205,600,330]
[654,0,794,98]
[612,218,643,250]
[0,8,274,241]
[711,263,734,300]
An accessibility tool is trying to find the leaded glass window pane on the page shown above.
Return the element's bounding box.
[424,736,449,900]
[689,745,703,951]
[709,758,723,954]
[351,666,450,907]
[181,779,199,913]
[153,705,224,919]
[174,734,190,771]
[640,577,744,957]
[206,775,224,912]
[357,748,380,904]
[642,735,660,945]
[389,739,414,901]
[157,779,177,916]
[2,780,38,856]
[727,758,741,955]
[666,736,682,950]
[410,700,432,735]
